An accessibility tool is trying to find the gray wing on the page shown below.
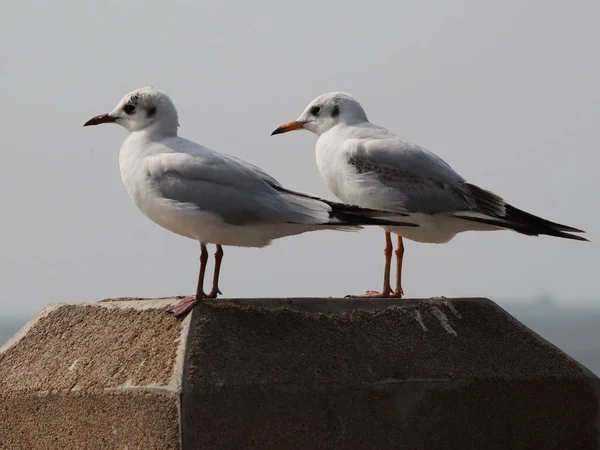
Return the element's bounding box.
[349,136,505,216]
[147,142,333,226]
[221,153,282,188]
[341,129,586,240]
[220,151,413,218]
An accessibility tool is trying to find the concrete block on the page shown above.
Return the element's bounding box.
[0,297,598,449]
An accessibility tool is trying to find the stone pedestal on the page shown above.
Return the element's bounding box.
[1,297,598,449]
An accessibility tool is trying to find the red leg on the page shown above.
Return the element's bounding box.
[392,235,404,298]
[171,243,208,317]
[207,245,224,298]
[348,232,393,298]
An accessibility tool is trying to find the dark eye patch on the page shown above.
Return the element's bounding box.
[123,104,136,115]
[331,105,340,118]
[147,106,157,117]
[310,105,321,116]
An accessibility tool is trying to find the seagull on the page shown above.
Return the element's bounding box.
[83,87,419,316]
[272,91,588,298]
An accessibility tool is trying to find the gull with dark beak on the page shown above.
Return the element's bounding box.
[84,87,420,316]
[272,92,588,298]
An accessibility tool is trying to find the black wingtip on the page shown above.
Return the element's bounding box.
[453,212,589,242]
[563,233,590,242]
[505,205,586,234]
[546,231,589,242]
[562,226,586,233]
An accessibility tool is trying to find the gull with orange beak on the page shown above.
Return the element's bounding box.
[84,87,420,316]
[272,92,588,299]
[272,119,307,134]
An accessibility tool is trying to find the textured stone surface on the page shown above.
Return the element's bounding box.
[181,298,599,449]
[0,297,598,449]
[0,303,181,391]
[0,392,179,450]
[0,299,186,450]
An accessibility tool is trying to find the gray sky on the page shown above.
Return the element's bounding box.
[1,0,598,316]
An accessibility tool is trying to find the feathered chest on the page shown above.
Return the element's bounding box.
[315,140,349,200]
[118,145,159,214]
[315,137,376,208]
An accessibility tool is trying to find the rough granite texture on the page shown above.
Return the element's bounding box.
[0,300,184,449]
[0,392,179,450]
[0,297,598,449]
[181,299,599,449]
[0,304,181,391]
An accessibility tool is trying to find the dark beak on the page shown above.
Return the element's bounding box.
[83,113,117,127]
[271,120,307,136]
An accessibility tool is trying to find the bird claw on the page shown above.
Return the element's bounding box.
[206,288,222,299]
[345,290,392,299]
[345,287,404,299]
[170,295,201,318]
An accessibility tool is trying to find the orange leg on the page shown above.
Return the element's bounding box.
[392,235,404,298]
[348,231,393,298]
[196,243,210,298]
[207,245,224,298]
[171,243,209,317]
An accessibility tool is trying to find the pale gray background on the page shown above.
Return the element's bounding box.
[0,0,597,319]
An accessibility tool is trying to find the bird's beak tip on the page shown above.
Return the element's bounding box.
[270,120,305,136]
[83,113,116,127]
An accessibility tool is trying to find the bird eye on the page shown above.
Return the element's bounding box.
[123,104,136,115]
[310,105,321,116]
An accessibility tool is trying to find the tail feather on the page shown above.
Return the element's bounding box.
[453,183,588,242]
[328,203,419,228]
[272,183,418,228]
[452,211,589,242]
[504,205,585,233]
[325,201,418,228]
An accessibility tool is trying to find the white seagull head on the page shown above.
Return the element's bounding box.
[272,91,369,137]
[84,87,179,135]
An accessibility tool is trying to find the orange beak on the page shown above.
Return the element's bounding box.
[271,120,307,136]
